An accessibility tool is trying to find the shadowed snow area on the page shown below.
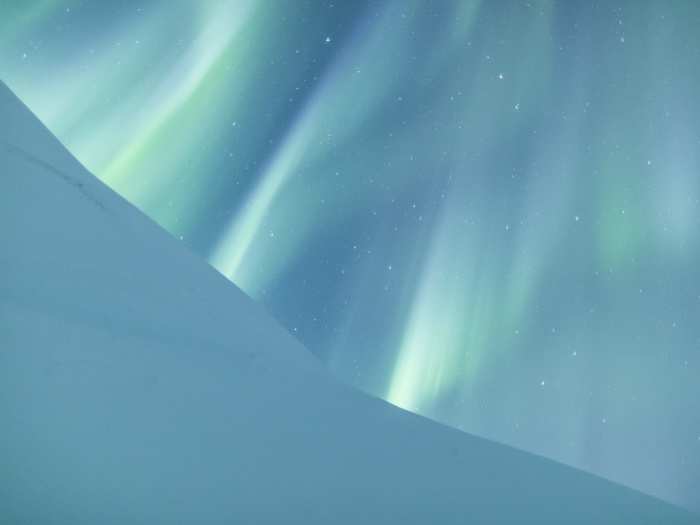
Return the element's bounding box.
[1,80,698,524]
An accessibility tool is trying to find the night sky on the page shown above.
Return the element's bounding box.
[2,0,700,511]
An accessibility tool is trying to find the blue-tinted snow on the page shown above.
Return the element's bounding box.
[0,81,697,524]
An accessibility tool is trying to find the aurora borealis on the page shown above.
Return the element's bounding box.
[2,0,700,511]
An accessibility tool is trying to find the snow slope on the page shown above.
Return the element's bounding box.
[0,80,697,524]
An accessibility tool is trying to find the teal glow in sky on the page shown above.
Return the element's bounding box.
[2,0,700,511]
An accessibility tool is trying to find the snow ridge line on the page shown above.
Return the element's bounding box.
[1,141,107,211]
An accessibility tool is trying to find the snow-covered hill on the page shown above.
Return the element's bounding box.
[0,80,697,524]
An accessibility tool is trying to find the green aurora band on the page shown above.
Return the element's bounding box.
[2,0,700,511]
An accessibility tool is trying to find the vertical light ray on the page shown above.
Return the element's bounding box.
[101,2,255,189]
[386,201,493,411]
[210,0,424,293]
[387,1,557,413]
[209,105,316,289]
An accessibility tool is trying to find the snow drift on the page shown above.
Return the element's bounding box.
[0,80,697,524]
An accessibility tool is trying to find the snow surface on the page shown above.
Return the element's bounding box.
[0,80,698,524]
